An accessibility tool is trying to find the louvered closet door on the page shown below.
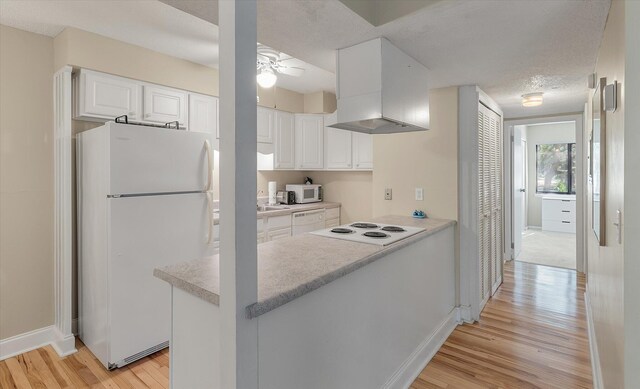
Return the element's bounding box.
[478,103,503,312]
[478,107,491,309]
[491,113,503,295]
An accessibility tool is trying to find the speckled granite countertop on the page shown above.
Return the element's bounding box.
[213,201,340,224]
[154,215,455,318]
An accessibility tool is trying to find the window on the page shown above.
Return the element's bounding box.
[536,143,576,194]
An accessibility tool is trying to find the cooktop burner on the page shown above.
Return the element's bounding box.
[331,228,354,234]
[363,231,389,238]
[351,223,379,229]
[381,226,406,233]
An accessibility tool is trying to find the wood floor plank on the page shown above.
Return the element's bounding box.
[0,360,19,389]
[3,357,33,389]
[411,260,593,389]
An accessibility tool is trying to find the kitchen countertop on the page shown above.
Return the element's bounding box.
[154,215,455,318]
[213,201,340,224]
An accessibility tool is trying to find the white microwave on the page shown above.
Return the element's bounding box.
[286,184,322,204]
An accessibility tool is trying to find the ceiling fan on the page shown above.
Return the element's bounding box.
[257,44,305,88]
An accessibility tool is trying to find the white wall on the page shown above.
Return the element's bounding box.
[525,122,576,227]
[586,0,625,386]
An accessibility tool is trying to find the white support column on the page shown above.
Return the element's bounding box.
[218,1,259,389]
[52,65,77,356]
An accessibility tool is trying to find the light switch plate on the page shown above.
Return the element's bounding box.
[385,188,392,200]
[415,188,424,201]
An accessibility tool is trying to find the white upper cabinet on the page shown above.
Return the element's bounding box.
[188,94,218,136]
[325,128,353,169]
[274,111,295,169]
[257,107,275,144]
[352,132,373,169]
[295,114,324,169]
[143,85,188,126]
[75,70,142,121]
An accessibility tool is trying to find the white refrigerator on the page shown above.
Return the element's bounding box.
[77,122,215,369]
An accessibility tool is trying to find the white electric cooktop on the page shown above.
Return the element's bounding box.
[311,222,426,246]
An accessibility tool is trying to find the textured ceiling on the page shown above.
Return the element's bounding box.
[1,0,611,118]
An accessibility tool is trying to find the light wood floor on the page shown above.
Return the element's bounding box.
[0,341,169,388]
[411,260,592,388]
[1,261,590,389]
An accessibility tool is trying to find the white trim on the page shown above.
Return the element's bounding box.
[585,289,603,389]
[382,308,460,389]
[504,113,586,274]
[0,326,55,361]
[457,305,473,323]
[53,65,77,356]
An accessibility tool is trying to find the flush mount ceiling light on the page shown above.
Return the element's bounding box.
[257,68,277,88]
[522,92,544,107]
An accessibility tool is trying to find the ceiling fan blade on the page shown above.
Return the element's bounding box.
[277,66,305,77]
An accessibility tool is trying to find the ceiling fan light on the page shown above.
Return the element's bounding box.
[257,68,277,88]
[522,92,543,107]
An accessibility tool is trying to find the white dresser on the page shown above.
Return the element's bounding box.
[541,196,576,233]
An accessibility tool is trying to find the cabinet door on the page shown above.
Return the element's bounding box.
[79,71,142,120]
[352,132,373,170]
[325,127,352,169]
[274,111,295,169]
[295,114,324,169]
[188,94,218,136]
[143,85,188,125]
[257,107,275,144]
[267,227,292,242]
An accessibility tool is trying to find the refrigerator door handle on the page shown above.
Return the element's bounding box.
[207,191,215,245]
[204,139,215,245]
[204,140,214,192]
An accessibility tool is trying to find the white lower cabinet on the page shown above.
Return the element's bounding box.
[143,85,188,126]
[325,207,341,228]
[542,197,576,233]
[267,227,292,241]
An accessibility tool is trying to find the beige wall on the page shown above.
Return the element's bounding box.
[525,122,576,227]
[372,86,458,220]
[0,25,55,339]
[306,171,373,223]
[303,91,337,114]
[587,0,625,387]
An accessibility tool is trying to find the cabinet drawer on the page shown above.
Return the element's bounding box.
[267,215,291,230]
[542,198,576,221]
[542,219,576,233]
[325,207,340,220]
[267,227,292,241]
[325,218,340,228]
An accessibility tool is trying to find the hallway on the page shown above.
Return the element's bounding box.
[411,261,591,388]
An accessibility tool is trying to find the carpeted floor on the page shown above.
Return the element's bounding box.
[516,229,576,269]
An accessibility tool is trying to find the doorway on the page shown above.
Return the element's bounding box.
[509,118,584,271]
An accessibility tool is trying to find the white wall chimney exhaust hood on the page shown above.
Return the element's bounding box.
[330,37,430,134]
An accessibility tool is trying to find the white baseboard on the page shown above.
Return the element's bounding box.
[383,308,460,389]
[457,305,474,323]
[585,289,603,389]
[0,326,76,361]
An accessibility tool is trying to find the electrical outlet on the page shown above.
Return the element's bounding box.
[384,188,392,200]
[415,188,424,201]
